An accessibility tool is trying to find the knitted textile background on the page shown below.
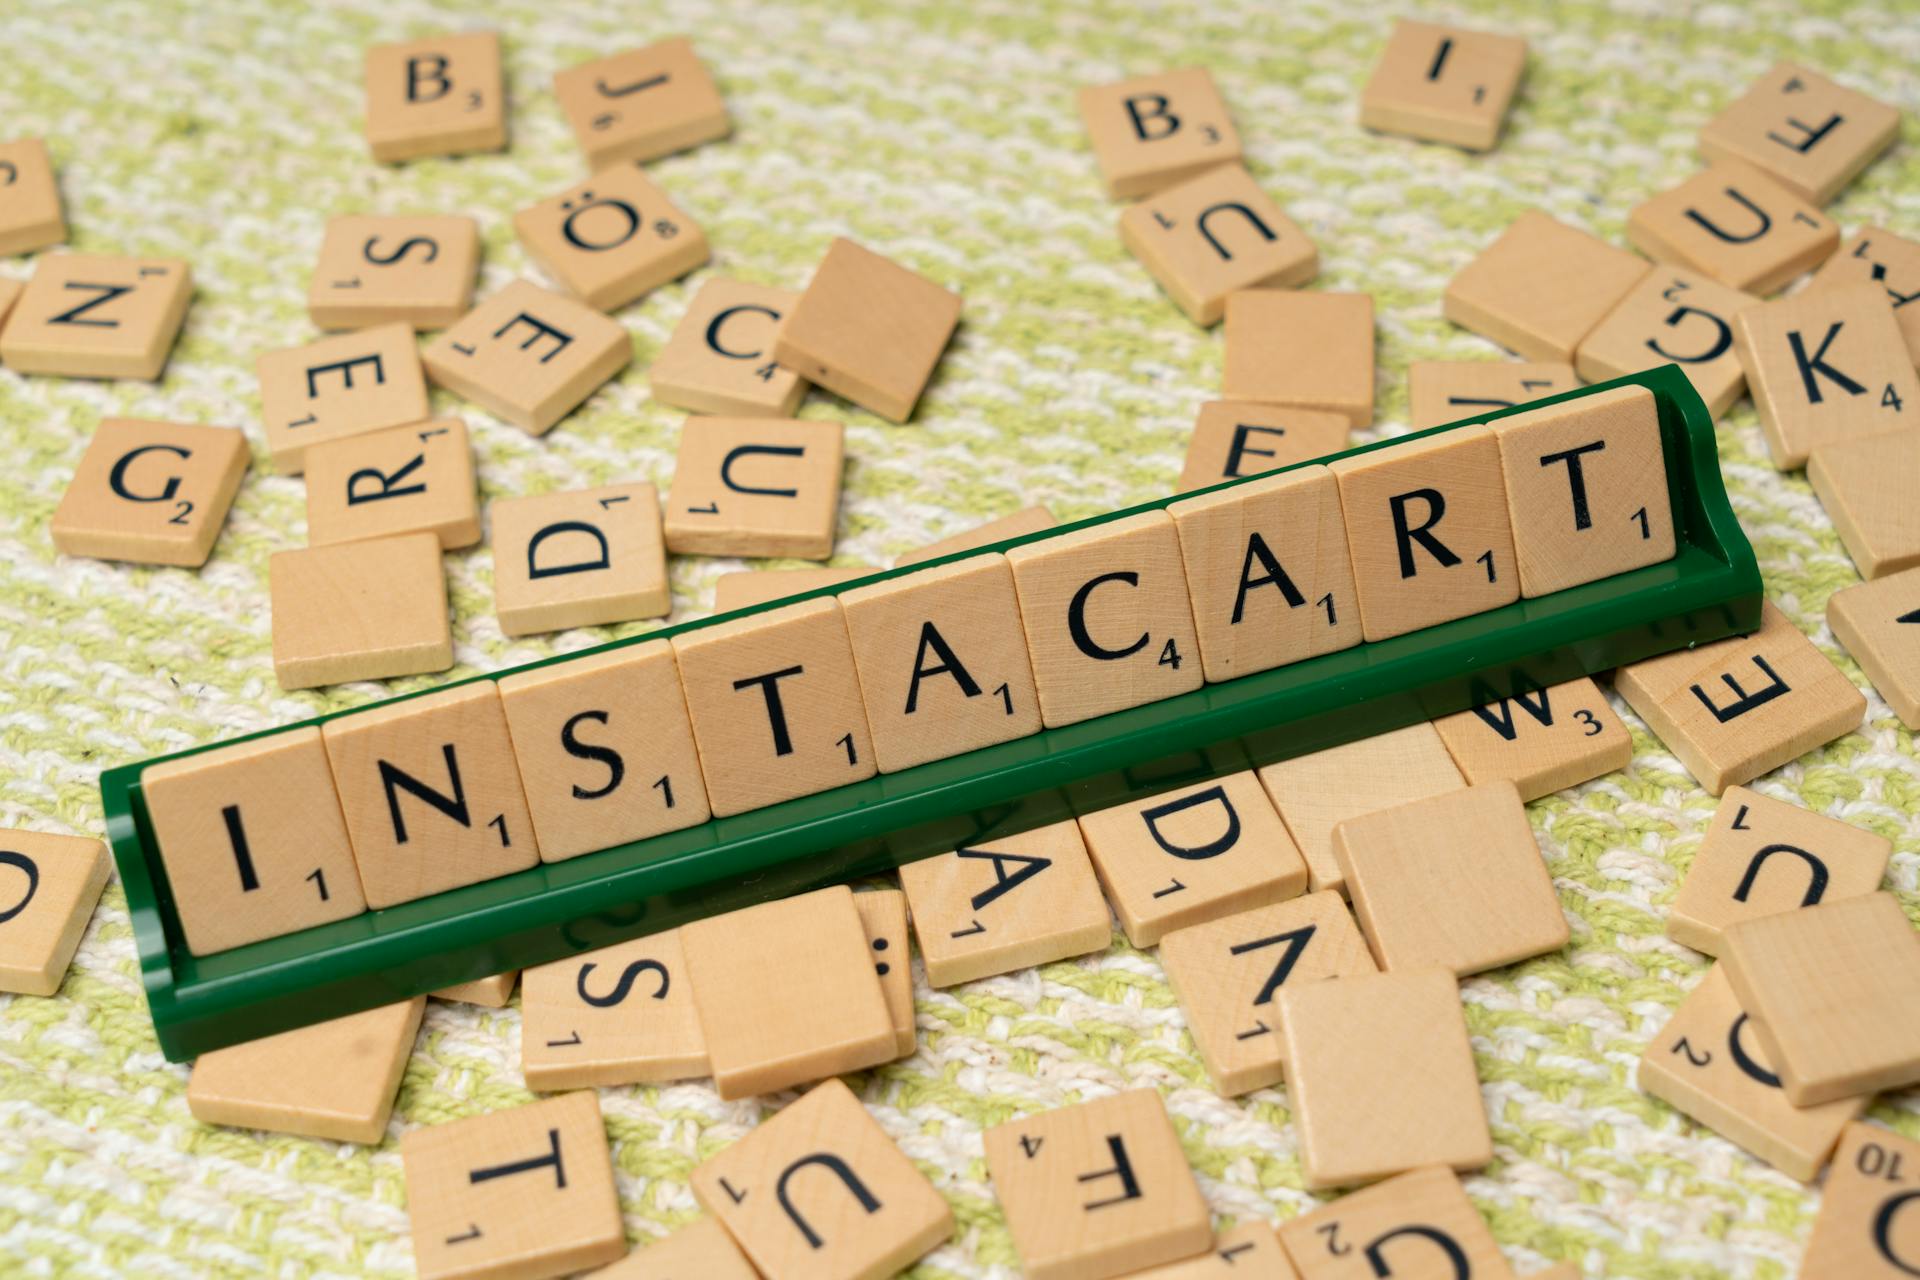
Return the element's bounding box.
[2,0,1916,1276]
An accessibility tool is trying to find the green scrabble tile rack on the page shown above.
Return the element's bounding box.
[102,364,1760,1060]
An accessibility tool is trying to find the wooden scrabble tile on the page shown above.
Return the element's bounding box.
[423,280,633,435]
[897,818,1113,988]
[1177,402,1349,493]
[713,565,874,611]
[51,418,249,567]
[840,554,1043,773]
[491,482,667,636]
[498,641,709,861]
[1627,162,1837,296]
[1430,675,1631,801]
[0,138,64,255]
[671,598,875,817]
[1168,465,1361,682]
[1328,425,1518,640]
[771,238,961,424]
[186,998,425,1144]
[1808,227,1920,365]
[1005,510,1203,728]
[1158,891,1376,1097]
[693,1077,952,1280]
[1077,67,1242,200]
[521,929,707,1089]
[0,253,191,379]
[1613,600,1866,795]
[321,680,539,908]
[1699,62,1900,206]
[403,1091,625,1280]
[0,830,108,996]
[895,505,1056,567]
[1256,722,1466,895]
[1406,360,1579,432]
[1118,1223,1297,1279]
[515,164,709,312]
[1276,968,1491,1188]
[1574,268,1756,417]
[269,532,452,689]
[663,417,843,560]
[430,972,518,1007]
[1334,781,1567,976]
[1736,285,1919,470]
[1489,383,1675,596]
[853,889,916,1057]
[142,727,368,956]
[1080,770,1309,947]
[309,214,479,331]
[985,1089,1212,1280]
[1811,428,1920,581]
[1799,1121,1920,1276]
[680,886,896,1098]
[305,418,478,550]
[1443,212,1651,363]
[586,1218,757,1280]
[257,323,430,475]
[0,277,19,336]
[1358,19,1527,151]
[1721,892,1920,1106]
[1119,163,1317,326]
[553,38,730,171]
[1637,965,1864,1180]
[650,277,807,418]
[364,31,506,164]
[1221,291,1375,427]
[1669,786,1891,958]
[1829,566,1920,729]
[1276,1166,1507,1279]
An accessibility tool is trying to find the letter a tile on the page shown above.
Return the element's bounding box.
[680,887,896,1098]
[1275,1165,1509,1280]
[1006,510,1203,727]
[491,482,669,636]
[142,726,368,955]
[1120,162,1317,326]
[1275,968,1491,1189]
[1613,600,1865,794]
[403,1091,626,1280]
[985,1089,1213,1280]
[423,280,632,435]
[840,554,1043,773]
[1799,1122,1920,1277]
[321,681,540,908]
[1628,162,1837,296]
[1328,425,1518,640]
[1734,284,1918,470]
[521,928,708,1090]
[51,418,249,567]
[1636,965,1864,1181]
[1721,892,1920,1106]
[671,598,875,817]
[1158,891,1376,1096]
[896,818,1113,988]
[1699,62,1900,206]
[1667,786,1891,957]
[1079,770,1309,946]
[1077,67,1242,200]
[1828,566,1920,730]
[692,1077,953,1280]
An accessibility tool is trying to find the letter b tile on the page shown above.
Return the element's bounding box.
[691,1077,953,1280]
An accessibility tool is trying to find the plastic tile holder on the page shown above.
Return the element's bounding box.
[103,365,1759,1060]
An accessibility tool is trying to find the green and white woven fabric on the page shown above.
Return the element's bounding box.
[0,0,1915,1275]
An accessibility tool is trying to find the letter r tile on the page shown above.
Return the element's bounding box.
[691,1077,953,1280]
